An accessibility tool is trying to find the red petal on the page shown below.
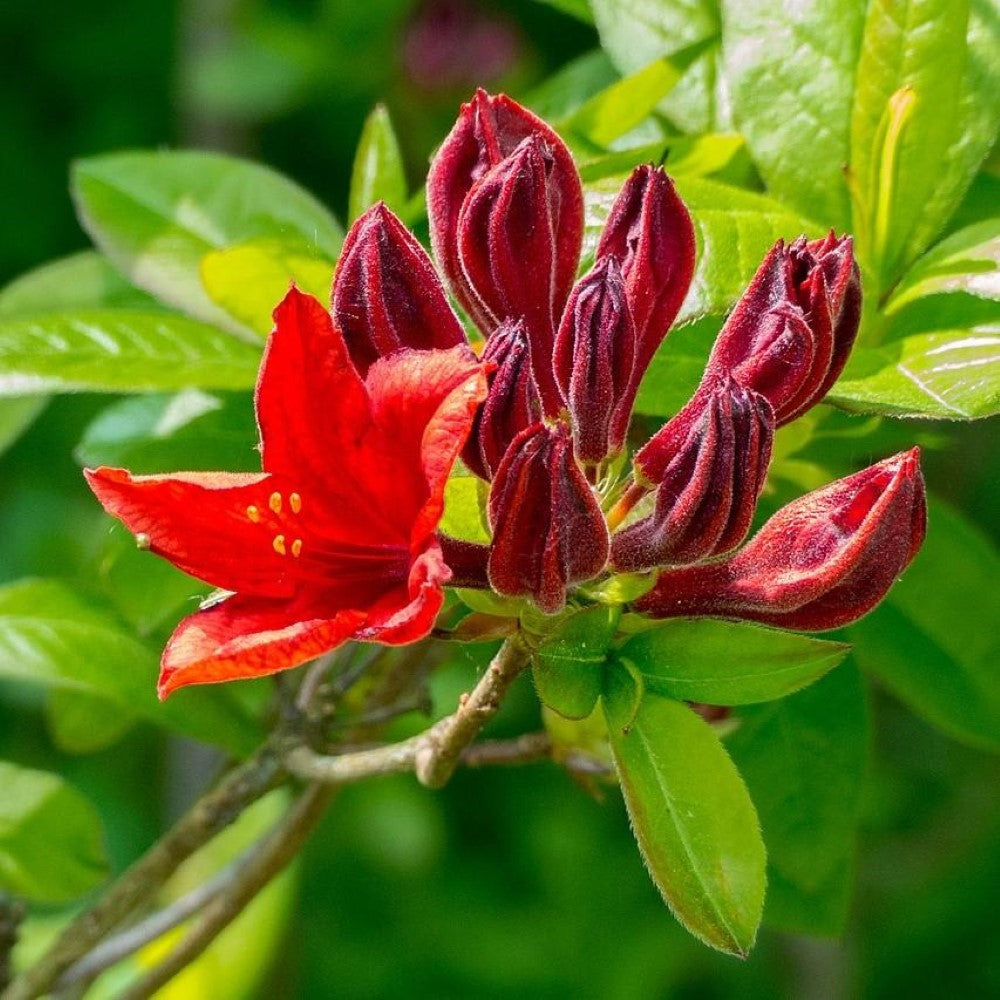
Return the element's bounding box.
[84,467,298,599]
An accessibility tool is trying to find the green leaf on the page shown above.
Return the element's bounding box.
[603,679,766,955]
[527,0,594,22]
[74,390,257,475]
[727,664,868,935]
[348,104,408,224]
[71,151,343,336]
[533,605,621,720]
[829,327,1000,419]
[619,618,849,705]
[850,499,1000,752]
[45,687,136,755]
[0,396,47,456]
[0,761,109,902]
[0,310,260,395]
[633,315,720,417]
[721,0,865,230]
[440,475,490,544]
[584,176,817,323]
[558,42,711,150]
[0,251,160,316]
[849,0,971,287]
[886,218,1000,313]
[526,50,619,123]
[590,0,725,134]
[200,238,334,335]
[0,579,259,757]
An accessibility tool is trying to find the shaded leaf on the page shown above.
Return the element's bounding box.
[45,687,136,755]
[0,761,108,902]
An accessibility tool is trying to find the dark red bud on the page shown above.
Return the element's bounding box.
[635,448,926,631]
[612,379,774,572]
[332,203,469,376]
[427,89,583,344]
[596,165,696,382]
[462,320,542,480]
[487,422,609,614]
[552,257,636,465]
[706,234,861,424]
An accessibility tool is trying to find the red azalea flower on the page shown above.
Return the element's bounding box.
[85,289,488,697]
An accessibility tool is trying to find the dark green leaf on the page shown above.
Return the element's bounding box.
[45,687,136,755]
[0,310,261,395]
[71,151,342,336]
[348,104,408,224]
[722,0,864,230]
[850,500,1000,752]
[0,397,47,457]
[0,579,259,756]
[0,761,109,902]
[533,605,621,720]
[527,0,594,22]
[603,679,766,955]
[727,664,868,934]
[620,618,849,705]
[633,315,720,417]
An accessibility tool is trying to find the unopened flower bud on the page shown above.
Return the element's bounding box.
[552,257,636,465]
[487,422,609,614]
[427,89,583,344]
[707,234,861,424]
[332,203,469,376]
[612,379,774,571]
[635,449,926,630]
[463,320,542,480]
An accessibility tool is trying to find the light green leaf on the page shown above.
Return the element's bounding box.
[829,327,1000,419]
[0,761,109,902]
[722,0,865,230]
[584,177,817,323]
[851,499,1000,752]
[0,251,159,317]
[727,664,868,935]
[604,680,766,956]
[620,618,849,706]
[849,0,971,286]
[533,605,621,720]
[440,475,490,544]
[526,50,619,123]
[348,104,408,224]
[558,42,711,150]
[0,579,259,756]
[200,238,334,335]
[71,151,343,337]
[0,310,260,395]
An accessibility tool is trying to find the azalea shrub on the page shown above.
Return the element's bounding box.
[0,0,997,996]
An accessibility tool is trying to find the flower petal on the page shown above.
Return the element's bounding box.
[84,467,299,599]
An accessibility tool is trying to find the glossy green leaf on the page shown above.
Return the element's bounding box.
[348,104,408,224]
[533,605,621,720]
[849,0,970,286]
[71,151,342,336]
[851,500,1000,752]
[584,176,817,323]
[590,0,725,134]
[604,679,766,955]
[0,761,109,902]
[0,310,260,395]
[526,50,619,122]
[727,664,868,934]
[620,618,849,706]
[200,238,334,335]
[722,0,864,230]
[0,579,258,756]
[830,327,1000,419]
[0,251,159,316]
[45,687,136,755]
[440,475,490,544]
[558,42,710,150]
[74,390,257,475]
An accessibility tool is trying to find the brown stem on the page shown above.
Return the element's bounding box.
[0,896,25,994]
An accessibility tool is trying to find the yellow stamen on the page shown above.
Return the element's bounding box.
[291,538,303,558]
[273,534,287,556]
[269,492,283,514]
[246,505,260,523]
[289,492,302,514]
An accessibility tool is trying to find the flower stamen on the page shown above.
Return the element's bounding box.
[273,534,287,556]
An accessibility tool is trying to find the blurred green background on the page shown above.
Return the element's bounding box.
[1,0,997,997]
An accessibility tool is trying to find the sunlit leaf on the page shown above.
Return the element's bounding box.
[348,104,408,224]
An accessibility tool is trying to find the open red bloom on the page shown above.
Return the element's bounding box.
[85,288,488,697]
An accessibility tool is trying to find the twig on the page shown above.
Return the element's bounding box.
[460,732,553,768]
[0,742,285,1000]
[116,783,333,1000]
[0,895,25,994]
